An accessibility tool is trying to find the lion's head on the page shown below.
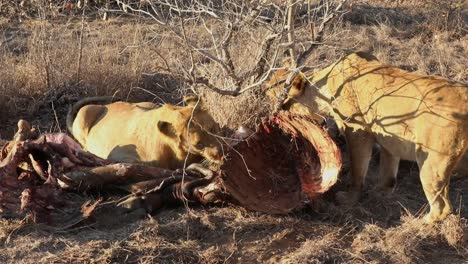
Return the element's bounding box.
[265,67,329,122]
[156,96,223,165]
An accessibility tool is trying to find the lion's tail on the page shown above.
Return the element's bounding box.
[66,96,117,133]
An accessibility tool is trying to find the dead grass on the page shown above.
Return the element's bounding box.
[0,193,466,263]
[352,214,468,264]
[0,1,467,263]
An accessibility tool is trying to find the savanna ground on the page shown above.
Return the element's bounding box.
[0,0,467,263]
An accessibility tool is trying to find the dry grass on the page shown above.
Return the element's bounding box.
[352,214,468,264]
[0,1,467,263]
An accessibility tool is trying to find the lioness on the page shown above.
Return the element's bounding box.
[267,51,467,223]
[66,96,223,170]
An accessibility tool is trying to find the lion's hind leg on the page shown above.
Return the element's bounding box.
[72,104,106,147]
[417,149,462,223]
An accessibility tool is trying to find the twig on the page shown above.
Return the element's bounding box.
[220,22,240,90]
[178,17,197,79]
[76,3,86,82]
[249,33,280,82]
[108,0,318,97]
[115,0,166,25]
[0,34,15,47]
[181,96,202,208]
[273,0,348,113]
[39,4,51,91]
[297,0,348,66]
[51,101,61,133]
[173,28,239,88]
[286,0,297,67]
[127,86,167,105]
[5,218,31,245]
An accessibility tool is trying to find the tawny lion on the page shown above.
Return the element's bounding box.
[267,51,467,223]
[67,96,223,170]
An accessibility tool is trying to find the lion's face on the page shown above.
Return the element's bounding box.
[265,69,327,122]
[158,106,223,164]
[183,116,223,164]
[185,123,223,163]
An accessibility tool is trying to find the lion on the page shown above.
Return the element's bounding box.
[66,96,223,170]
[267,51,467,223]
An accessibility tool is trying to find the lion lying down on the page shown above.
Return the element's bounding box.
[267,51,467,223]
[66,96,223,170]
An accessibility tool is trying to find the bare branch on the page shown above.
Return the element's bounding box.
[158,0,220,19]
[286,0,297,67]
[178,17,197,77]
[244,33,279,82]
[273,0,348,113]
[76,5,86,82]
[115,0,166,25]
[201,18,221,58]
[297,0,348,66]
[220,22,237,85]
[189,76,240,96]
[115,0,346,97]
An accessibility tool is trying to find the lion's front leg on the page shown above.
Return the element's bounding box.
[375,147,400,194]
[336,129,375,207]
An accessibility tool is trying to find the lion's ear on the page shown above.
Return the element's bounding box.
[183,95,201,107]
[289,73,307,98]
[157,121,177,138]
